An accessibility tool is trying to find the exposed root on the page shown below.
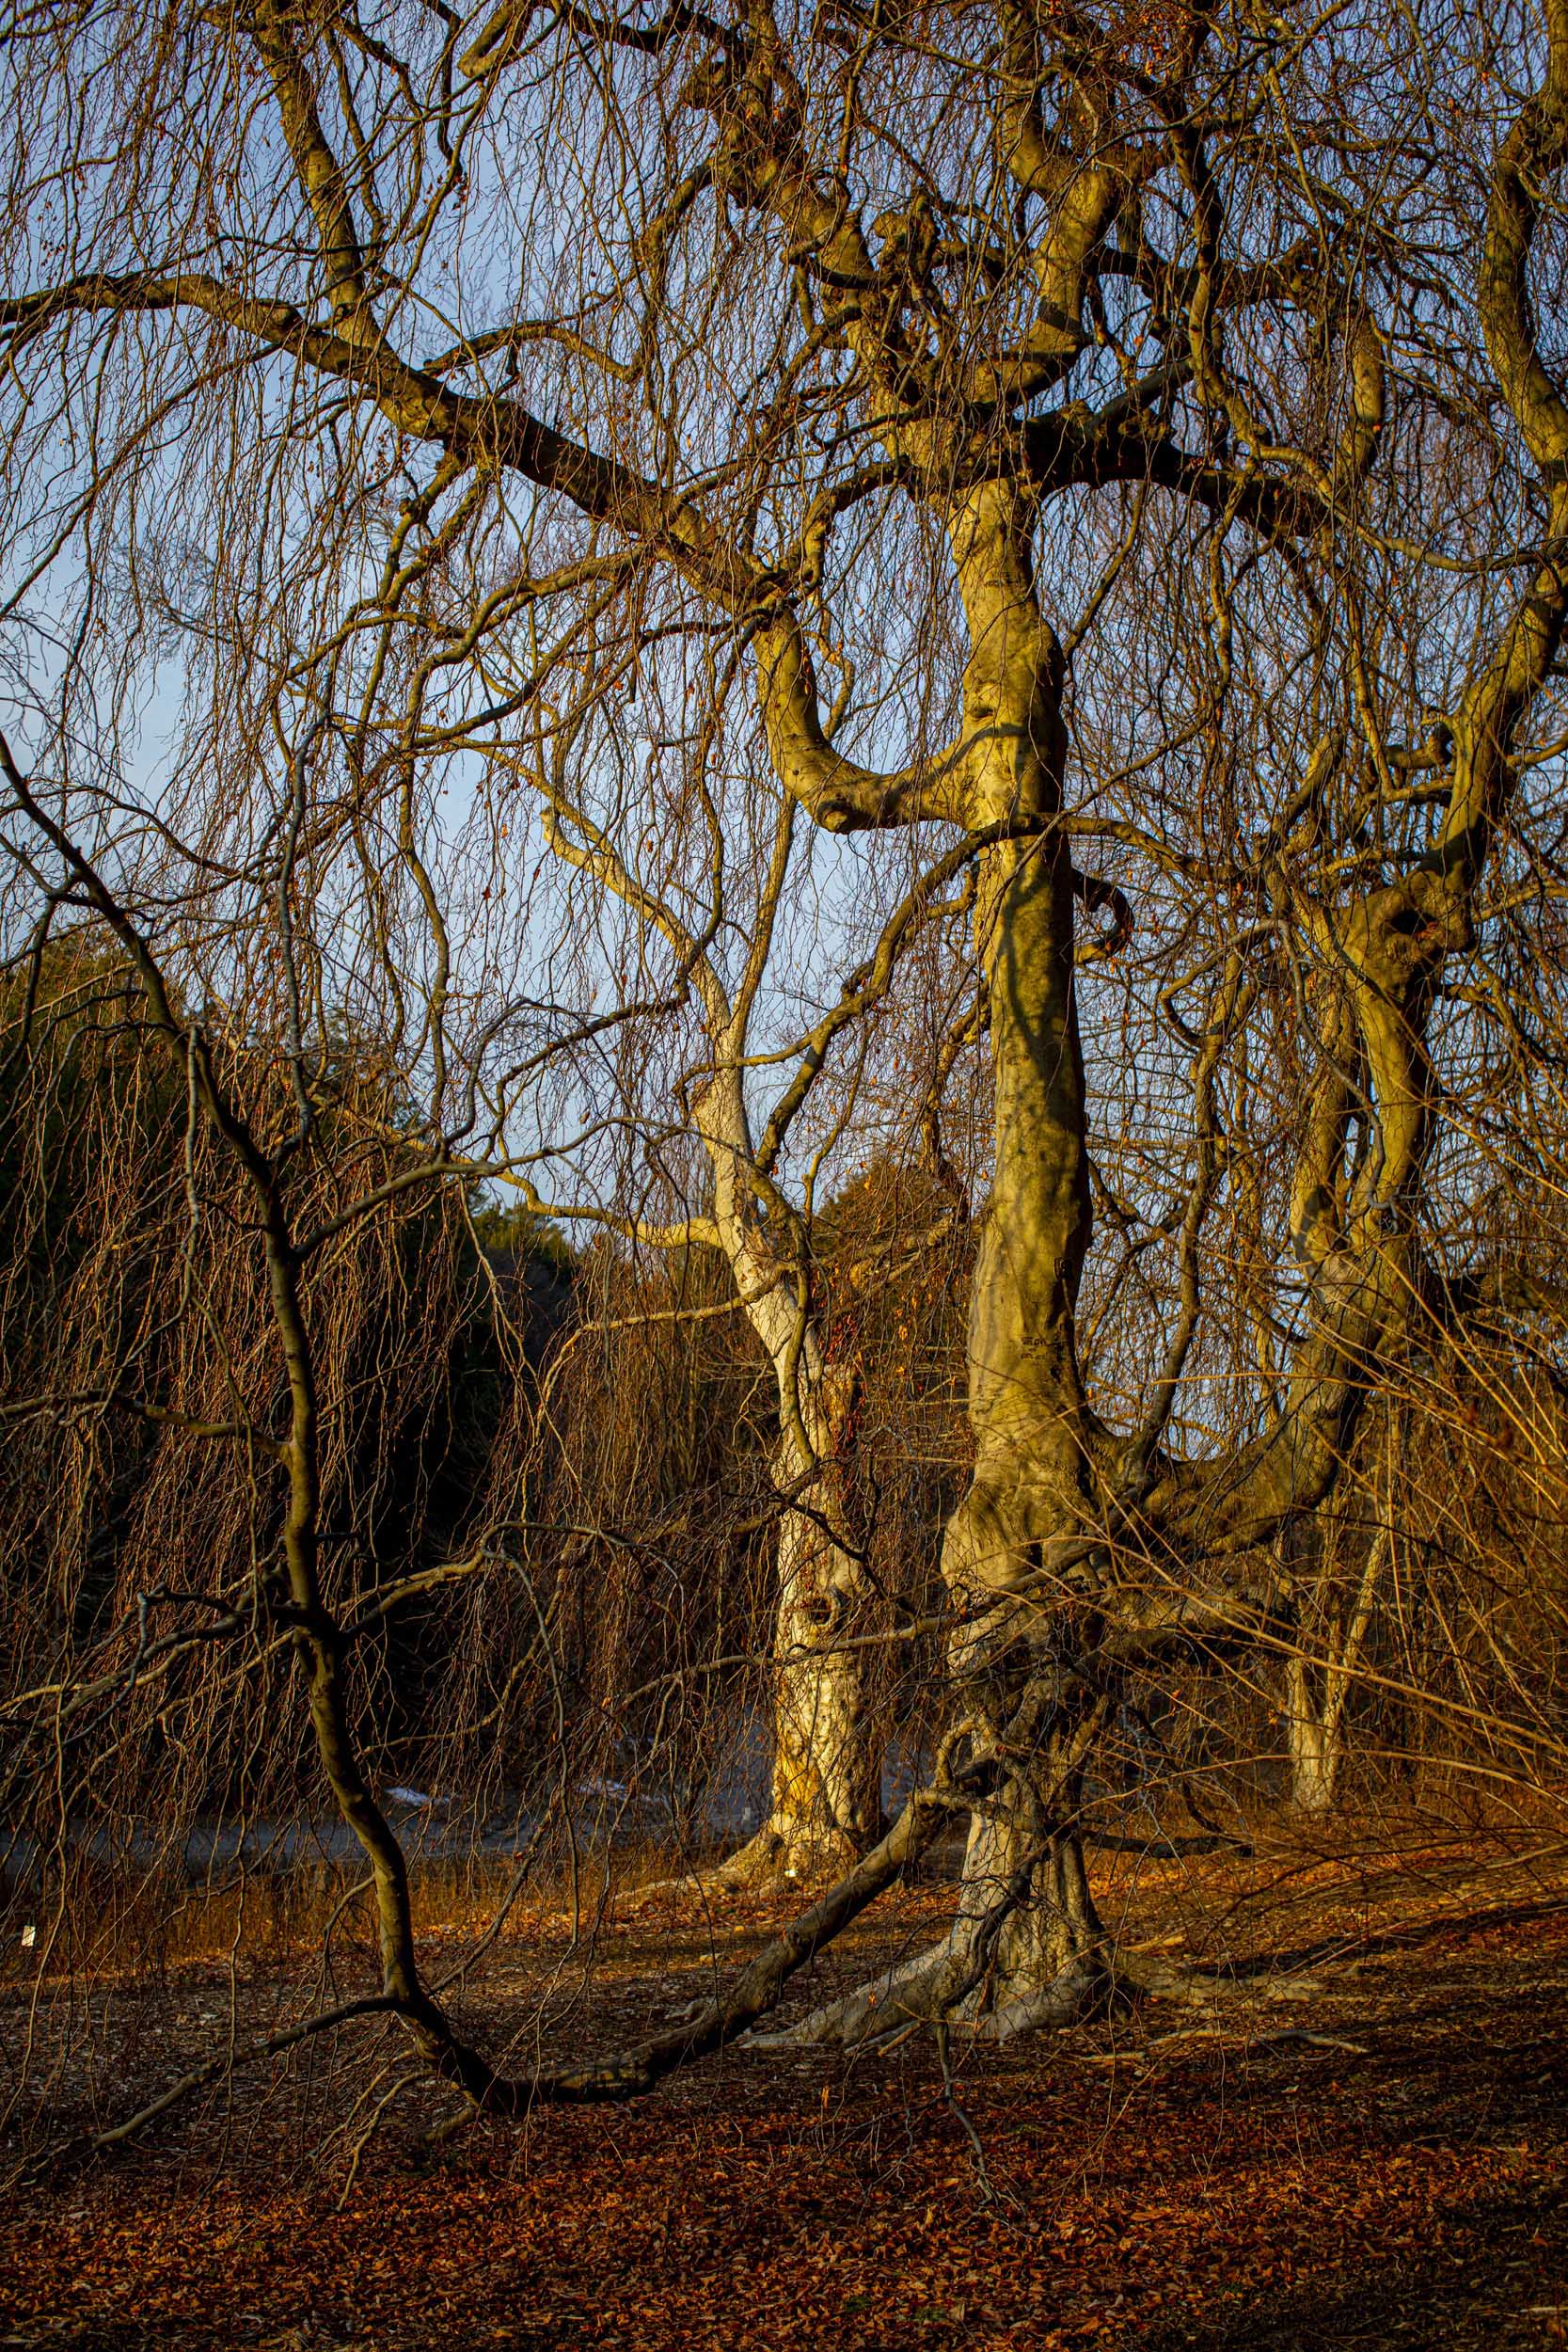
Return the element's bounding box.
[966,1961,1113,2042]
[753,1745,1118,2050]
[1116,1949,1330,2006]
[1073,2020,1373,2074]
[751,1906,1114,2051]
[750,1932,981,2050]
[752,1955,1114,2051]
[752,1935,1338,2052]
[1146,2025,1370,2057]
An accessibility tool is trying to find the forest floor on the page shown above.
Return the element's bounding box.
[3,1815,1568,2351]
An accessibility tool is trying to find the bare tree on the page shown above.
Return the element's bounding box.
[485,700,911,1886]
[8,0,1568,2099]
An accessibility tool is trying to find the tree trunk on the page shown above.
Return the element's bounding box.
[721,1406,880,1885]
[767,484,1113,2026]
[695,1052,880,1886]
[1285,1656,1340,1815]
[772,1692,1107,2046]
[919,485,1108,2021]
[1285,1468,1391,1814]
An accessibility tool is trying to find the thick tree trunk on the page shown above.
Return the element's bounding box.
[768,484,1113,2028]
[773,1697,1107,2046]
[966,1802,1105,2038]
[919,485,1108,2020]
[943,1690,1107,2037]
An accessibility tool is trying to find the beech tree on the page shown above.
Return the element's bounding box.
[487,694,941,1887]
[7,0,1568,2101]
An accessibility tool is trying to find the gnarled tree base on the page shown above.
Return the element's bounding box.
[702,1816,864,1892]
[755,1811,1112,2049]
[754,1924,1329,2050]
[638,1814,866,1904]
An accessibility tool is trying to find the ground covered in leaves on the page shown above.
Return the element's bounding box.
[3,1821,1568,2350]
